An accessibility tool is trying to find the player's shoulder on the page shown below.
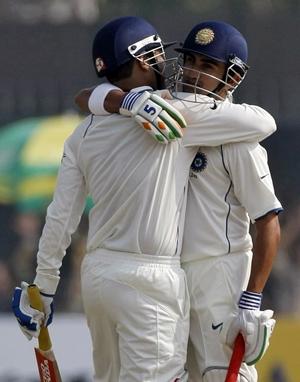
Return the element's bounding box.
[70,113,115,139]
[65,114,96,148]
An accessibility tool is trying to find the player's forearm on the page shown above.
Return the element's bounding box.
[34,141,87,294]
[247,213,281,293]
[182,102,277,147]
[103,89,125,113]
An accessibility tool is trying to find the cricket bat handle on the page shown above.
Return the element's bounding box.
[224,333,245,382]
[27,284,52,352]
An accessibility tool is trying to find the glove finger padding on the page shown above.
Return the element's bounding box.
[159,110,183,138]
[220,312,239,347]
[135,114,180,144]
[149,93,187,130]
[224,309,276,365]
[244,309,276,365]
[12,282,44,340]
[120,91,186,143]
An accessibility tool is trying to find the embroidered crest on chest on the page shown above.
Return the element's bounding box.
[191,151,208,173]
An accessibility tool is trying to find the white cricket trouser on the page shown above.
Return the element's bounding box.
[182,252,257,382]
[81,249,190,382]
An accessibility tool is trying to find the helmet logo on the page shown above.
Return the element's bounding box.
[195,28,215,45]
[95,57,106,73]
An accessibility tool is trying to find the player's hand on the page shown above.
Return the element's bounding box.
[226,308,275,365]
[120,91,187,144]
[74,87,95,113]
[223,291,276,365]
[12,281,54,340]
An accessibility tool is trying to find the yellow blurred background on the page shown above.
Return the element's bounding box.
[257,317,300,381]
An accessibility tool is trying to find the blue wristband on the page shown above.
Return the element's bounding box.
[239,290,262,310]
[120,92,143,112]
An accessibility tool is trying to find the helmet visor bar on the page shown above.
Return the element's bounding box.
[226,56,249,90]
[128,35,180,89]
[128,34,163,58]
[128,34,168,76]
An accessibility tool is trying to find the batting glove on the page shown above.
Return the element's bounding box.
[120,91,186,144]
[12,281,54,340]
[224,291,276,365]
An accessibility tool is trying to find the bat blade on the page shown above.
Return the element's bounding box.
[27,284,62,382]
[35,348,62,382]
[225,333,245,382]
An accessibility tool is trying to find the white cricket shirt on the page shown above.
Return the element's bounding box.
[34,92,277,293]
[181,141,282,263]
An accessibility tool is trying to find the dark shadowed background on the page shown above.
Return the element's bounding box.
[0,1,299,381]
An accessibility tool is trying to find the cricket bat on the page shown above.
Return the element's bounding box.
[27,284,62,382]
[224,333,245,382]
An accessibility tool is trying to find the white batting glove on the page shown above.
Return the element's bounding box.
[12,281,54,340]
[120,91,186,144]
[224,291,276,365]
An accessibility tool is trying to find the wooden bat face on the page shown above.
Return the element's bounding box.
[27,285,62,382]
[35,348,62,382]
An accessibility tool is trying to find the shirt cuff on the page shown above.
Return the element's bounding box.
[34,272,60,295]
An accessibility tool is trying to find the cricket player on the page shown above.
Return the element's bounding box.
[75,20,282,382]
[11,16,274,382]
[11,16,195,382]
[173,21,282,382]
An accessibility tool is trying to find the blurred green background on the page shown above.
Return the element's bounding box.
[0,1,299,381]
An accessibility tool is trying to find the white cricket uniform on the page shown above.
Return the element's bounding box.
[33,90,276,382]
[181,141,282,382]
[35,112,192,382]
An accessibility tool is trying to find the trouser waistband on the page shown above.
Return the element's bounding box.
[87,248,181,267]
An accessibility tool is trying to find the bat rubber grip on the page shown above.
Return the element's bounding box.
[27,284,52,352]
[225,333,245,382]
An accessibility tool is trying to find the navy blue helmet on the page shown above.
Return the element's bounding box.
[176,20,248,67]
[93,16,172,78]
[172,20,249,100]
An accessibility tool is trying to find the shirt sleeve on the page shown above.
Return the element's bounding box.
[223,141,283,223]
[34,132,87,294]
[177,100,277,147]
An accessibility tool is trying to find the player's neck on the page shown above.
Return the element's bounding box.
[113,62,156,91]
